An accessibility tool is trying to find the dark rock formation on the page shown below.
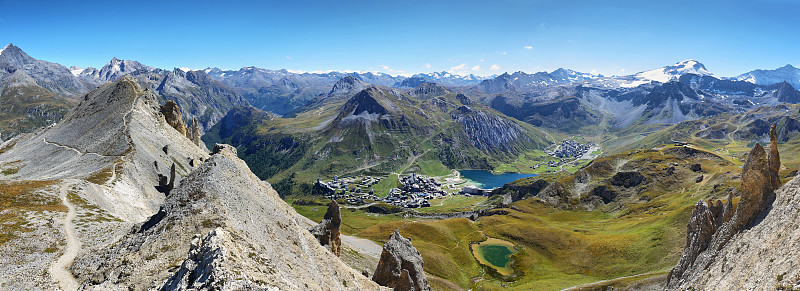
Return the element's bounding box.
[690,163,702,172]
[373,230,431,291]
[610,171,646,188]
[667,124,782,288]
[455,93,473,106]
[155,163,176,195]
[307,200,342,256]
[161,100,187,136]
[492,179,549,204]
[590,185,617,204]
[695,175,704,183]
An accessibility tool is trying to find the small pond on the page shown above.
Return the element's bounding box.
[459,170,536,189]
[471,237,518,276]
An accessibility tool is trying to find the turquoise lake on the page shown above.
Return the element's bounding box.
[459,170,536,189]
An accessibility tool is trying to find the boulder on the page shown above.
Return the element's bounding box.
[307,200,342,256]
[373,230,431,291]
[161,100,187,136]
[690,163,702,172]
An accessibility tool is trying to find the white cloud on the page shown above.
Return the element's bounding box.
[524,46,533,50]
[590,69,598,75]
[285,56,292,60]
[425,63,431,68]
[382,65,392,71]
[620,68,626,73]
[501,52,507,55]
[480,59,485,62]
[449,63,468,72]
[471,65,480,71]
[490,64,501,71]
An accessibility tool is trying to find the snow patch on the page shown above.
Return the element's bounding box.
[70,68,86,77]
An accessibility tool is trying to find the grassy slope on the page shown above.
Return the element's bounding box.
[291,141,792,290]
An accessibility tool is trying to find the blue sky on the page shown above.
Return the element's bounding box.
[0,0,797,77]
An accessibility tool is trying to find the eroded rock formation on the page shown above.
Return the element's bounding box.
[188,117,202,146]
[161,100,187,136]
[308,200,342,256]
[667,124,781,288]
[373,230,431,291]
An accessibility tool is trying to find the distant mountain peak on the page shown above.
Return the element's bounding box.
[635,59,713,83]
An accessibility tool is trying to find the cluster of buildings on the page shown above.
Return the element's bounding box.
[383,174,447,208]
[313,176,382,205]
[550,139,597,159]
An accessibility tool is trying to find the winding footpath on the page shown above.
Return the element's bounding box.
[49,182,80,290]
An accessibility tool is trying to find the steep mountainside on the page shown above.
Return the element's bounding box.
[735,64,800,89]
[0,76,382,290]
[473,60,800,136]
[0,43,92,98]
[203,85,550,190]
[0,76,207,221]
[72,145,382,290]
[0,66,76,140]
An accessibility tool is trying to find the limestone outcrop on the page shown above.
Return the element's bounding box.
[308,200,342,256]
[161,100,188,136]
[373,230,431,291]
[667,124,782,289]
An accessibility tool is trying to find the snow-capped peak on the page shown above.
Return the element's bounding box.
[635,59,713,83]
[178,67,191,72]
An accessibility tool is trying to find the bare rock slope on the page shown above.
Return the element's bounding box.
[73,144,382,290]
[666,124,800,289]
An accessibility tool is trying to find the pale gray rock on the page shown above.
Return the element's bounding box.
[373,230,431,291]
[72,142,384,290]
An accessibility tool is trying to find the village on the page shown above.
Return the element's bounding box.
[312,172,493,209]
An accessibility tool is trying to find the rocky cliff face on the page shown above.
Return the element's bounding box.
[450,105,528,153]
[667,124,782,289]
[373,230,431,291]
[0,43,92,98]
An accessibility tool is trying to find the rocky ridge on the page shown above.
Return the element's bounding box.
[73,144,383,290]
[666,124,784,289]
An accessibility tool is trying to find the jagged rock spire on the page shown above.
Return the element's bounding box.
[769,124,781,191]
[667,124,782,288]
[307,200,342,256]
